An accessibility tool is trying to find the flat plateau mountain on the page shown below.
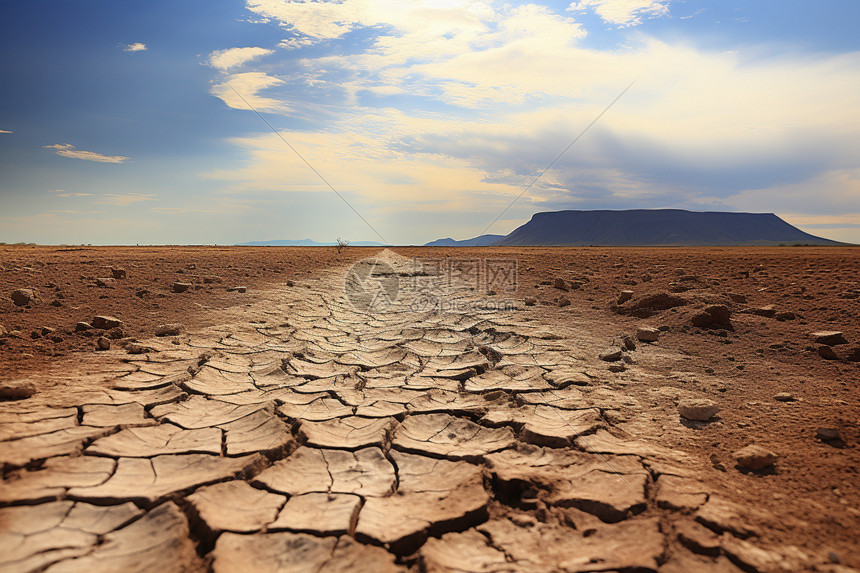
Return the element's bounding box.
[429,209,842,247]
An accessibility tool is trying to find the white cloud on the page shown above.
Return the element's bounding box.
[44,143,128,163]
[211,72,288,112]
[97,193,156,206]
[209,46,274,71]
[568,0,669,26]
[0,129,11,134]
[124,42,147,52]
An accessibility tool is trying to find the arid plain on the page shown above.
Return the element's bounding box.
[1,245,858,572]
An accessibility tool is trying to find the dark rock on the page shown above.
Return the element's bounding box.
[92,316,123,330]
[816,427,842,442]
[690,305,732,330]
[524,297,537,306]
[636,327,660,342]
[618,290,634,303]
[557,297,570,307]
[621,334,637,351]
[95,277,115,288]
[75,322,93,332]
[173,282,192,293]
[97,337,111,350]
[599,347,623,362]
[111,267,127,279]
[10,288,36,306]
[818,345,838,360]
[553,278,567,291]
[773,392,795,402]
[0,380,36,400]
[809,331,847,346]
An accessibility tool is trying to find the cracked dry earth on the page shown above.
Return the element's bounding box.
[0,250,849,573]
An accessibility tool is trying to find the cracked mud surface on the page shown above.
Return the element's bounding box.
[2,247,858,572]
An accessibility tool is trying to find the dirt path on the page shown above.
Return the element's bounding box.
[0,250,853,572]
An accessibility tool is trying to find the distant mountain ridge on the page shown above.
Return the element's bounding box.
[424,234,505,247]
[427,209,842,247]
[239,239,387,247]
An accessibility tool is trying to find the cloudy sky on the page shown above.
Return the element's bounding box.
[1,0,859,245]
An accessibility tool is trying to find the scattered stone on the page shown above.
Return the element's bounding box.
[96,337,111,351]
[599,347,623,362]
[92,315,123,330]
[733,445,778,470]
[50,299,63,307]
[0,380,37,400]
[75,321,92,332]
[816,427,842,442]
[95,277,115,288]
[618,290,634,304]
[818,345,838,360]
[621,334,637,351]
[173,282,192,293]
[228,286,248,293]
[745,305,776,318]
[10,288,35,306]
[557,297,571,307]
[111,267,127,279]
[635,327,660,343]
[775,311,796,321]
[728,293,747,303]
[608,363,626,372]
[678,398,719,422]
[285,280,294,287]
[690,305,732,330]
[553,277,567,291]
[773,392,795,402]
[844,346,860,362]
[615,292,688,318]
[155,323,183,337]
[524,297,537,306]
[809,331,847,346]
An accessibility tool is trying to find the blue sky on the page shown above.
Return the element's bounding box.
[1,0,859,244]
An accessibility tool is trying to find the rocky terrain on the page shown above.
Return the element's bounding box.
[1,244,858,572]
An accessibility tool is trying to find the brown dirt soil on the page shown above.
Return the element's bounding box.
[1,245,858,570]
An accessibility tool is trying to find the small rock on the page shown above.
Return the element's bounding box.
[746,305,776,318]
[599,347,624,362]
[640,273,652,282]
[775,312,796,321]
[0,381,36,400]
[111,267,127,279]
[818,345,838,360]
[678,398,719,421]
[95,277,115,288]
[135,289,150,298]
[155,323,183,337]
[524,297,537,306]
[285,280,295,287]
[773,392,795,402]
[728,293,747,303]
[40,326,55,336]
[690,305,732,329]
[228,286,247,293]
[173,282,192,293]
[845,346,860,362]
[75,321,92,332]
[636,326,660,342]
[617,290,634,304]
[552,278,567,291]
[96,337,111,351]
[107,327,125,340]
[608,363,626,373]
[10,288,36,306]
[92,316,123,330]
[203,275,223,284]
[621,334,637,351]
[557,297,570,307]
[126,342,155,355]
[50,299,63,307]
[487,289,497,296]
[816,427,842,442]
[809,331,847,346]
[733,445,778,470]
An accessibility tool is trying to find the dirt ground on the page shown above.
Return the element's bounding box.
[1,245,858,570]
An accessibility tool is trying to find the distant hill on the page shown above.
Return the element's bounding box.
[424,234,505,247]
[494,209,842,246]
[238,239,387,247]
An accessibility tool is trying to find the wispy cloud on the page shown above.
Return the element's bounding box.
[44,143,128,163]
[568,0,670,26]
[97,193,156,206]
[49,189,95,198]
[209,46,273,71]
[124,42,147,52]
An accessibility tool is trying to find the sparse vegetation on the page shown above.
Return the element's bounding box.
[336,238,349,254]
